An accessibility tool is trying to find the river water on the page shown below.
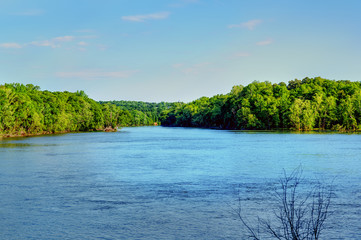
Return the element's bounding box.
[0,127,360,239]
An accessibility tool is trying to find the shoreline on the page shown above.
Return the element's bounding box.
[3,126,360,140]
[0,127,118,139]
[161,125,361,133]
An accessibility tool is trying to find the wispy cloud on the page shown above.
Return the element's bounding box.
[78,35,98,39]
[1,35,95,51]
[0,43,23,49]
[78,41,88,46]
[228,19,262,30]
[172,63,184,69]
[122,12,170,22]
[30,36,76,48]
[12,9,44,16]
[56,70,137,79]
[173,62,211,75]
[256,38,273,46]
[182,0,199,3]
[30,40,58,48]
[234,52,251,57]
[53,36,74,42]
[1,38,65,49]
[169,0,199,7]
[97,44,107,51]
[74,29,95,33]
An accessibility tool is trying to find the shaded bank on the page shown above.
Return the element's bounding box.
[0,128,119,139]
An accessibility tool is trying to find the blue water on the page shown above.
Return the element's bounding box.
[0,127,360,239]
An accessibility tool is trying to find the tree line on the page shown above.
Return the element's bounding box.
[99,100,174,126]
[2,77,361,137]
[0,83,165,137]
[160,77,361,131]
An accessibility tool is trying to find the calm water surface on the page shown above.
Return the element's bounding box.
[0,127,360,239]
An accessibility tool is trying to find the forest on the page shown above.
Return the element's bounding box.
[160,77,361,131]
[1,77,361,137]
[99,100,173,126]
[0,83,163,137]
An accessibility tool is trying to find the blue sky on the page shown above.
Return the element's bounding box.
[1,0,361,102]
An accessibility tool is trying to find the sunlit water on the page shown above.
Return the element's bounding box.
[0,127,360,239]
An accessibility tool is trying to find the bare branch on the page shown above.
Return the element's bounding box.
[235,166,333,240]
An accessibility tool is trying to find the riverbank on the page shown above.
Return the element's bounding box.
[0,127,118,139]
[162,125,361,134]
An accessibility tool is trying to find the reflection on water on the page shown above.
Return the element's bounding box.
[0,143,61,148]
[0,127,361,239]
[0,143,34,148]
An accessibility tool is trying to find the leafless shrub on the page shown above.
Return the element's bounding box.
[234,167,332,240]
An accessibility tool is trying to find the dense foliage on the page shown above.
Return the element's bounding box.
[99,100,174,126]
[160,77,361,131]
[0,83,159,137]
[2,77,361,137]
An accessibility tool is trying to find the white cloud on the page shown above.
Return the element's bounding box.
[78,41,88,46]
[53,36,74,42]
[56,70,137,79]
[256,38,273,46]
[0,43,23,49]
[122,12,170,22]
[30,36,76,48]
[12,9,44,16]
[30,40,58,48]
[228,19,262,30]
[2,35,94,50]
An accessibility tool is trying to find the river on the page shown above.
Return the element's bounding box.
[0,127,360,239]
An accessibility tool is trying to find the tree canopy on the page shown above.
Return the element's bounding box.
[160,77,361,131]
[2,77,361,137]
[99,100,174,126]
[0,83,167,137]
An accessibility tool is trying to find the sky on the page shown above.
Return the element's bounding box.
[1,0,361,102]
